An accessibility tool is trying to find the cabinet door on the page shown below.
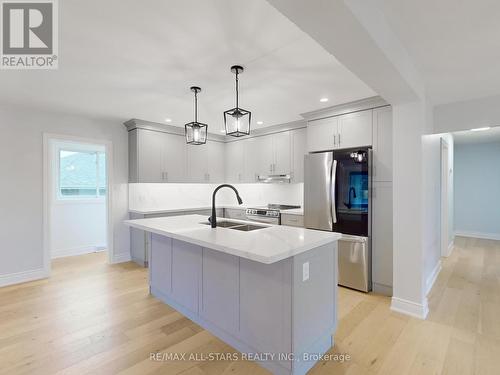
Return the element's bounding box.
[243,138,258,182]
[273,131,291,174]
[372,106,393,182]
[186,143,208,182]
[307,117,338,152]
[225,141,245,183]
[291,128,307,183]
[171,240,202,313]
[137,129,164,183]
[207,141,225,183]
[254,135,274,176]
[372,181,393,294]
[337,110,373,149]
[281,214,304,227]
[162,133,187,182]
[200,249,239,334]
[150,234,172,294]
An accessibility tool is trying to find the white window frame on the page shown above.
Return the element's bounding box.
[54,143,106,203]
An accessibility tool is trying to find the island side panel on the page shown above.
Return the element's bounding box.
[239,258,293,371]
[292,241,338,375]
[150,234,172,295]
[200,248,240,335]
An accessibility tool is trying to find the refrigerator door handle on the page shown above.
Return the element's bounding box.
[331,159,338,224]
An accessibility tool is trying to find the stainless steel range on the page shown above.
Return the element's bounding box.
[246,204,301,225]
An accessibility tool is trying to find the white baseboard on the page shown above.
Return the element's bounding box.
[112,252,131,264]
[0,268,48,288]
[444,240,454,257]
[390,297,429,319]
[51,245,106,259]
[426,260,442,296]
[455,231,500,241]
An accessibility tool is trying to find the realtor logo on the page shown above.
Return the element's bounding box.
[1,0,58,69]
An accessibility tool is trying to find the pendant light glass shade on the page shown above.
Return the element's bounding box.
[185,86,208,145]
[224,65,251,137]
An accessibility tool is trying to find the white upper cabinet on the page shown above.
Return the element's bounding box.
[187,141,225,183]
[291,128,307,183]
[337,110,373,149]
[307,109,373,152]
[254,135,274,176]
[225,140,245,183]
[243,137,259,182]
[161,133,187,182]
[372,106,393,182]
[207,141,225,183]
[307,117,338,152]
[130,129,186,183]
[186,143,208,182]
[245,132,292,178]
[273,131,291,175]
[135,129,164,183]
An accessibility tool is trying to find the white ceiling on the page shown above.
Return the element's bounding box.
[0,0,375,133]
[376,0,500,105]
[453,126,500,145]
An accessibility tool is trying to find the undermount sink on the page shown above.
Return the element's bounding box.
[200,220,267,231]
[227,224,266,232]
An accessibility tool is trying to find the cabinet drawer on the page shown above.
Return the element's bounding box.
[281,214,304,227]
[224,208,247,220]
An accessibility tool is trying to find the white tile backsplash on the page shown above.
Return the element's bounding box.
[129,183,303,211]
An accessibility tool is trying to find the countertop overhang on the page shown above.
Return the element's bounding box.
[124,214,340,264]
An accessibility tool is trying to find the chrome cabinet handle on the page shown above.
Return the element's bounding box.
[338,133,341,146]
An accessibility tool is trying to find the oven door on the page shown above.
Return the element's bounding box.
[246,214,280,225]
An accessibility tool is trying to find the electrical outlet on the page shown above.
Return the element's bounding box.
[302,262,309,282]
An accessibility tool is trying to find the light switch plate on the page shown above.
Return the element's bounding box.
[302,262,309,282]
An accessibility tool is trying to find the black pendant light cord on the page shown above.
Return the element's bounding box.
[235,69,239,109]
[194,90,198,123]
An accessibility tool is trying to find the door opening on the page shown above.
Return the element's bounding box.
[43,135,114,273]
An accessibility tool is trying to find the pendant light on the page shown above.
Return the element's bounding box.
[224,65,251,137]
[185,86,208,145]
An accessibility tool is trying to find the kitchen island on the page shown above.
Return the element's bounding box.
[125,214,341,375]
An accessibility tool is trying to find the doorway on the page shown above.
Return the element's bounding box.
[43,134,114,274]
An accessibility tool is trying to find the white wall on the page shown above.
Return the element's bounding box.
[0,105,129,285]
[434,94,500,134]
[50,201,107,258]
[421,133,442,292]
[454,142,500,239]
[129,183,304,211]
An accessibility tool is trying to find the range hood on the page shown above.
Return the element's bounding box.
[256,174,291,183]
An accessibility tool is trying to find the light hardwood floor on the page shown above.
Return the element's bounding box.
[0,236,499,375]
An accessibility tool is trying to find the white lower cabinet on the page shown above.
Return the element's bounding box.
[281,214,304,227]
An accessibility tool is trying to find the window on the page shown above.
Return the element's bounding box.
[58,149,106,199]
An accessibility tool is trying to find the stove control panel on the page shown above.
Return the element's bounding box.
[246,209,280,217]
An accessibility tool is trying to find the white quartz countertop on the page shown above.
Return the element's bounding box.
[125,214,339,264]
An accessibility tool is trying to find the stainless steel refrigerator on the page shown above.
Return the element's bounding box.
[304,147,372,292]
